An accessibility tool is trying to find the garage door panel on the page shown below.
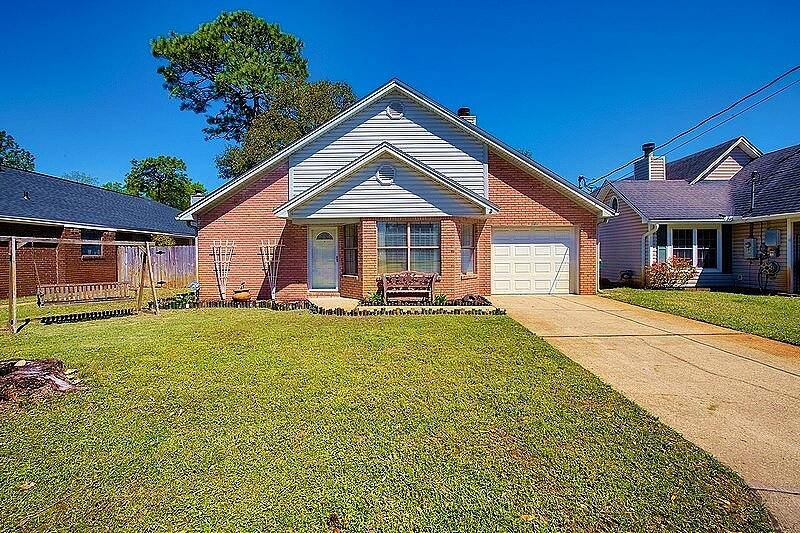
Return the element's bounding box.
[491,227,575,295]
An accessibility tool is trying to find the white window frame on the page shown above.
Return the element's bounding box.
[667,224,722,272]
[377,222,441,274]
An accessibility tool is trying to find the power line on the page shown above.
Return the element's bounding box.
[584,64,800,187]
[661,78,800,157]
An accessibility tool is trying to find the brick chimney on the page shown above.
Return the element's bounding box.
[633,143,666,180]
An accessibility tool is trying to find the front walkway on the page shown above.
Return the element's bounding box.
[491,294,800,533]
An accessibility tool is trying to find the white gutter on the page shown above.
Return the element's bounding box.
[0,214,195,238]
[641,223,660,279]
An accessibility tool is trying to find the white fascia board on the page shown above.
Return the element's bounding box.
[178,78,613,220]
[273,142,498,218]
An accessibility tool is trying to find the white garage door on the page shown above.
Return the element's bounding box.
[491,227,576,294]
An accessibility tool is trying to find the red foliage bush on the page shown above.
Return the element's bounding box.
[645,257,697,289]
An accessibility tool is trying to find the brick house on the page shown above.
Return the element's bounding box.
[178,80,613,302]
[1,167,195,299]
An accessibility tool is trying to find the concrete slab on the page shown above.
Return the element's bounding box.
[308,296,360,311]
[499,294,800,532]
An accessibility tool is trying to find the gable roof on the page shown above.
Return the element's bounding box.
[0,166,195,237]
[178,79,613,220]
[274,142,498,218]
[599,139,800,221]
[665,137,761,182]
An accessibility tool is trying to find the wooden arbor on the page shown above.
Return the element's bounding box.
[2,236,160,334]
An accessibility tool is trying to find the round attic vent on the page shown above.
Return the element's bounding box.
[376,165,395,185]
[386,101,404,119]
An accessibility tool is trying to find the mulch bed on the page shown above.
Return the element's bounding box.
[0,359,82,401]
[359,294,493,306]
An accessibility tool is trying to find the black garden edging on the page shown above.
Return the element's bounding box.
[156,297,506,316]
[38,296,505,326]
[40,308,136,325]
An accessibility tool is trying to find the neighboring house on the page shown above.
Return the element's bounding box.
[178,79,614,302]
[597,137,800,293]
[0,166,196,299]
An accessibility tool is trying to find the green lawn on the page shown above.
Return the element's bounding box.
[0,310,771,532]
[602,288,800,345]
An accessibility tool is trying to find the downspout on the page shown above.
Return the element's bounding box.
[642,223,660,284]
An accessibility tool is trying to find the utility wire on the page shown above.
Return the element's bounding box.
[584,64,800,188]
[599,77,800,190]
[661,78,800,157]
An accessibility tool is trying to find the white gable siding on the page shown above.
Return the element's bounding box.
[703,147,752,180]
[289,92,487,198]
[290,157,484,219]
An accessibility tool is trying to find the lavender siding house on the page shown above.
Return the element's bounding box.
[597,137,800,293]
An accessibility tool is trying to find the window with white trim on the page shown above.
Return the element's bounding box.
[669,226,721,270]
[672,229,693,261]
[386,101,404,119]
[343,224,358,275]
[460,223,475,275]
[377,222,441,274]
[696,229,718,269]
[610,196,619,213]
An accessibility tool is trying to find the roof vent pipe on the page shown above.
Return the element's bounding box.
[457,107,476,125]
[750,170,760,212]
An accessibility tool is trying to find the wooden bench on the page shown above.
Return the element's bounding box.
[37,282,131,307]
[377,271,440,304]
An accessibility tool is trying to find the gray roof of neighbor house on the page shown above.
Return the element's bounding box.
[605,140,800,221]
[612,179,733,220]
[0,166,196,237]
[664,138,741,181]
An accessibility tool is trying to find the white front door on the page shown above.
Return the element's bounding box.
[309,227,338,290]
[491,227,576,294]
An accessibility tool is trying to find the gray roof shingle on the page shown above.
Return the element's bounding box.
[608,141,800,221]
[0,167,195,236]
[613,179,734,220]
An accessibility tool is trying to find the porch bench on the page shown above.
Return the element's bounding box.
[37,282,131,306]
[377,271,440,304]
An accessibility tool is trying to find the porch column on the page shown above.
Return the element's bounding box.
[360,219,378,297]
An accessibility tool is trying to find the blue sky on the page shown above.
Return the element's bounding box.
[2,1,799,192]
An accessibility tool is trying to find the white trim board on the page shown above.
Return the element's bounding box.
[177,79,614,221]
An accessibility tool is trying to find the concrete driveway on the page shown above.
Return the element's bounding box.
[491,294,800,533]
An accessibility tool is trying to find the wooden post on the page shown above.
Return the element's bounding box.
[146,242,159,316]
[8,237,17,333]
[136,245,147,312]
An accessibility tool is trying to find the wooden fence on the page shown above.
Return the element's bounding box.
[118,245,196,289]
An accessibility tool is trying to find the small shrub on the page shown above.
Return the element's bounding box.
[433,293,448,306]
[364,291,383,305]
[645,257,697,289]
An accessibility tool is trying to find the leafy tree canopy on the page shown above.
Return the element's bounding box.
[63,170,97,185]
[216,80,355,179]
[123,156,206,210]
[151,11,308,143]
[152,11,355,179]
[0,130,35,171]
[102,181,127,193]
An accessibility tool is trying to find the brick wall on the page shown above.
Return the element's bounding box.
[486,152,599,294]
[196,162,308,302]
[0,224,117,299]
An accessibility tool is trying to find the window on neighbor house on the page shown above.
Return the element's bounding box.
[671,229,693,261]
[343,224,358,276]
[377,222,441,274]
[461,223,475,275]
[697,229,718,269]
[80,229,103,256]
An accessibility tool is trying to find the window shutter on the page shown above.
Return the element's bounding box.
[722,225,733,274]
